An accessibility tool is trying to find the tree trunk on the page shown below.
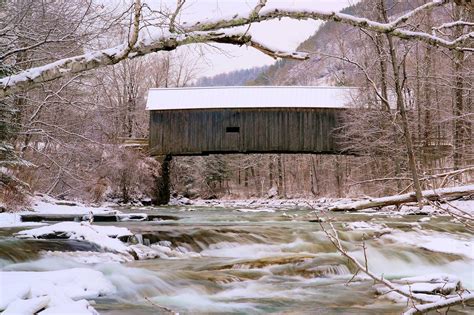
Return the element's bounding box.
[269,156,274,189]
[310,155,319,196]
[452,5,466,171]
[380,1,423,204]
[277,154,284,197]
[453,50,465,170]
[375,31,403,192]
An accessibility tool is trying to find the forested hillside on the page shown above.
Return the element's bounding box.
[194,66,268,87]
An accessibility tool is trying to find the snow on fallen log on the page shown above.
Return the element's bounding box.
[16,222,133,254]
[0,268,115,314]
[374,273,465,307]
[329,184,474,211]
[403,292,474,315]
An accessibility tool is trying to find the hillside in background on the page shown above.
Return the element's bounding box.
[193,66,268,87]
[249,0,422,86]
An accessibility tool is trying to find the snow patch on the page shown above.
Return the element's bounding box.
[16,222,132,254]
[0,213,44,228]
[0,268,115,314]
[32,194,117,215]
[0,194,119,228]
[235,208,275,213]
[344,221,392,232]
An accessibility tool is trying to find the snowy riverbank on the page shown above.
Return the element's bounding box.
[0,193,473,314]
[173,194,474,216]
[0,194,118,228]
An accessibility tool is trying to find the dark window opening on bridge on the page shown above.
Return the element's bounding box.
[226,126,240,133]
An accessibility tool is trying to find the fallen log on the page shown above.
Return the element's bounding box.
[329,184,474,212]
[403,293,474,315]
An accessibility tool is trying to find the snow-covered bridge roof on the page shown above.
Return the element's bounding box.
[146,86,357,110]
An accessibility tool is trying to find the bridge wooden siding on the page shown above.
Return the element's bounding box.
[149,107,346,156]
[146,86,355,157]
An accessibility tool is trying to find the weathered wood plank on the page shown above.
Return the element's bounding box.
[150,108,347,156]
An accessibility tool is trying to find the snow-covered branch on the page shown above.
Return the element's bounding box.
[0,31,305,98]
[249,40,308,60]
[434,20,474,30]
[114,0,142,61]
[1,0,472,97]
[403,293,474,315]
[187,0,471,51]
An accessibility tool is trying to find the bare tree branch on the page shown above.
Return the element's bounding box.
[169,0,186,33]
[1,0,472,98]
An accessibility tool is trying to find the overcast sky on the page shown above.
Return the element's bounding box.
[156,0,358,77]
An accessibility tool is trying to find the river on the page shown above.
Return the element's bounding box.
[1,205,472,314]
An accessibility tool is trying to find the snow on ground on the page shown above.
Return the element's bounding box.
[0,268,115,314]
[16,222,132,254]
[174,195,474,217]
[32,194,117,215]
[382,230,473,259]
[0,194,119,228]
[178,196,351,210]
[0,213,44,228]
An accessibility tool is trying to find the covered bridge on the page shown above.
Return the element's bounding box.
[146,86,356,156]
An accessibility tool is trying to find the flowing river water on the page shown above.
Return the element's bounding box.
[0,205,473,314]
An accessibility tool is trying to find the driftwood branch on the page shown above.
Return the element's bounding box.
[329,185,474,211]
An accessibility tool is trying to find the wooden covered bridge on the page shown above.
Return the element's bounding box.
[147,86,356,156]
[145,86,355,204]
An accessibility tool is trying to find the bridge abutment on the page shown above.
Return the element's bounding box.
[152,154,172,205]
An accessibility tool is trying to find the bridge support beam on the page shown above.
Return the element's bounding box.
[152,154,172,205]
